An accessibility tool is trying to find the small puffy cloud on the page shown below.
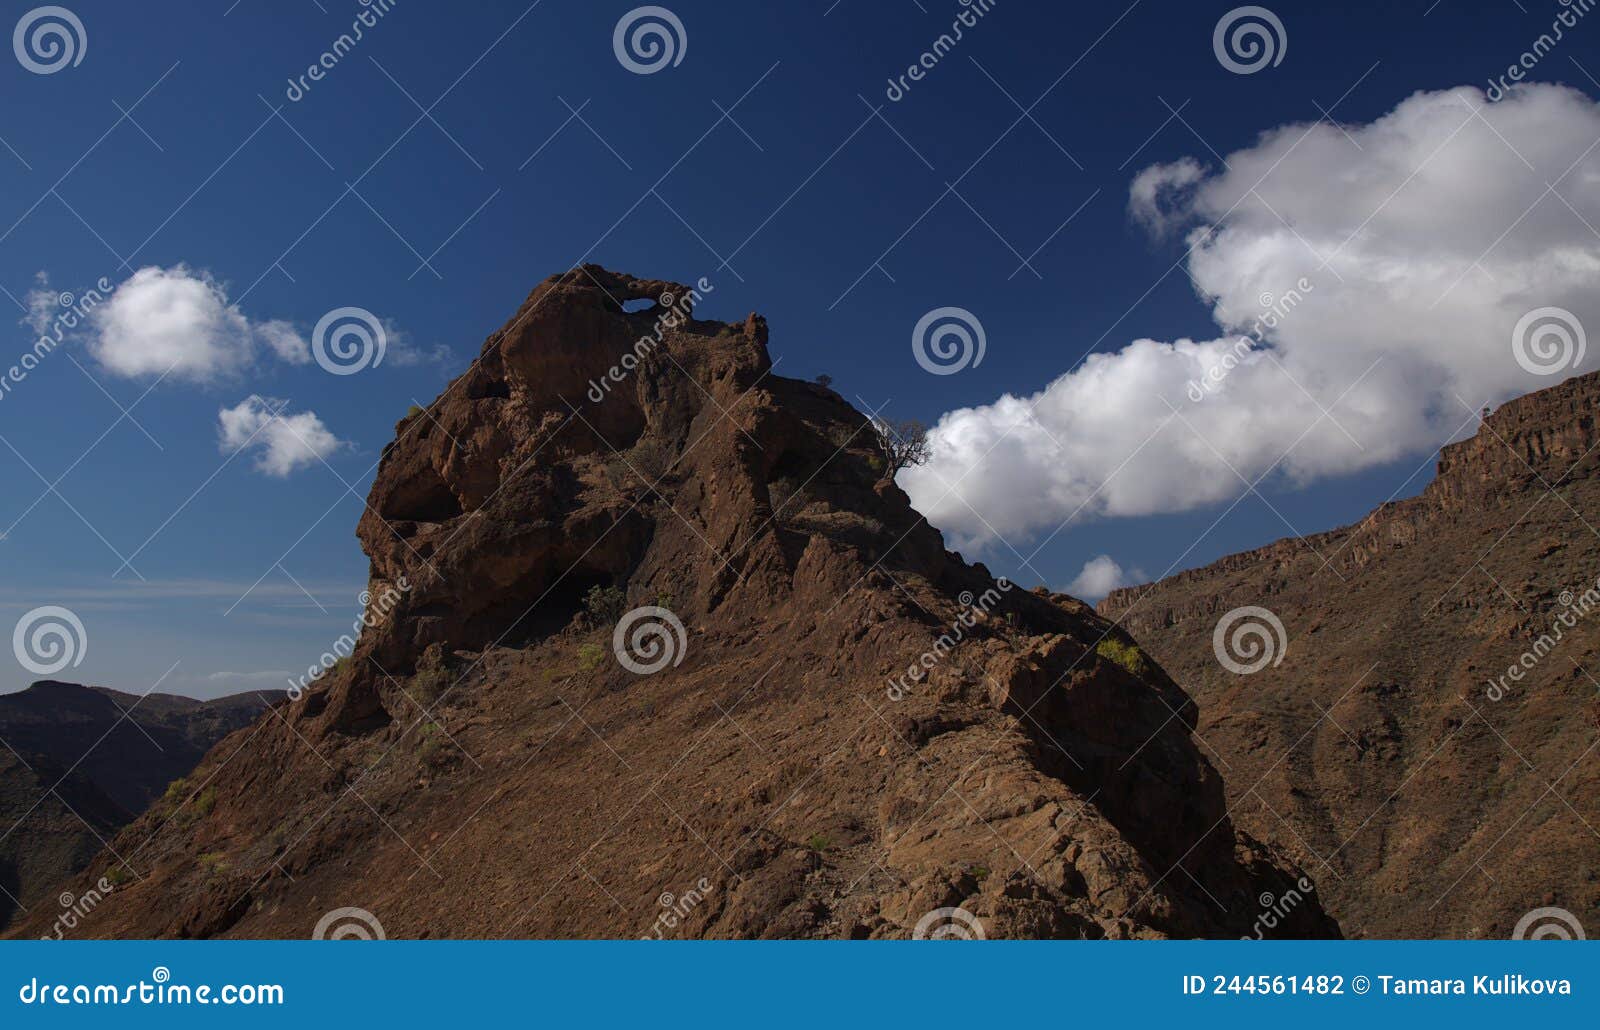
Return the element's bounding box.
[1128,156,1205,236]
[75,265,425,380]
[90,265,255,380]
[904,84,1600,550]
[21,271,58,335]
[254,319,310,365]
[375,320,452,368]
[1064,555,1140,601]
[218,395,346,476]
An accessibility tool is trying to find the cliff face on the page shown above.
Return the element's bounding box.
[11,266,1334,940]
[1100,370,1600,938]
[0,683,280,930]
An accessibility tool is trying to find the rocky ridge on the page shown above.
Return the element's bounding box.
[11,266,1336,940]
[1100,370,1600,937]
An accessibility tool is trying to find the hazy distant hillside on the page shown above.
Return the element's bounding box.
[0,681,281,929]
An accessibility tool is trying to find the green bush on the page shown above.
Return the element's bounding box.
[577,642,606,672]
[583,584,627,623]
[1095,637,1149,677]
[160,778,189,809]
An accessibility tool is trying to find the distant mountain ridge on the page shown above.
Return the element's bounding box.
[1100,369,1600,937]
[0,681,281,929]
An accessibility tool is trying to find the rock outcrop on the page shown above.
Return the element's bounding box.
[1100,370,1600,937]
[11,266,1335,940]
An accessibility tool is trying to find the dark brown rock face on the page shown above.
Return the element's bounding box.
[1100,371,1600,938]
[11,266,1334,940]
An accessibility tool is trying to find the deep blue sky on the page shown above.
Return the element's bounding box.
[0,0,1590,696]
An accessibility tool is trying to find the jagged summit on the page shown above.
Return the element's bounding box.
[11,267,1334,940]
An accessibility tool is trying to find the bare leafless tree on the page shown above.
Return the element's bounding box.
[873,418,930,480]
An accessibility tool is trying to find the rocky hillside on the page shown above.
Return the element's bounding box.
[0,682,280,929]
[1100,370,1600,938]
[9,266,1335,940]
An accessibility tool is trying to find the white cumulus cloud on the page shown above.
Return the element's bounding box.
[218,395,346,477]
[1064,555,1140,601]
[89,265,260,381]
[903,84,1600,551]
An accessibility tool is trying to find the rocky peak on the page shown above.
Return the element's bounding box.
[13,267,1336,940]
[333,264,956,730]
